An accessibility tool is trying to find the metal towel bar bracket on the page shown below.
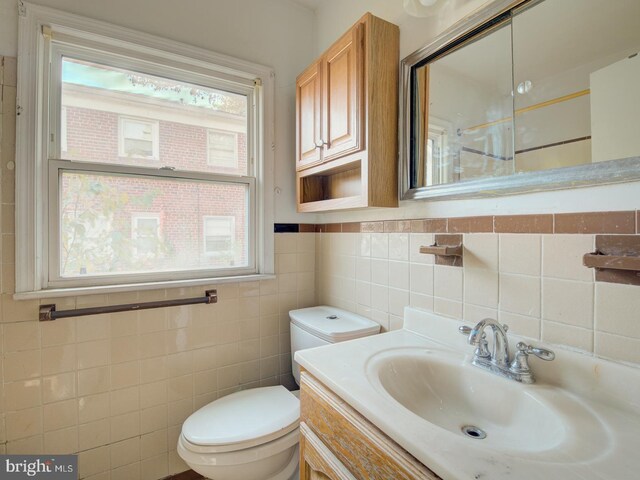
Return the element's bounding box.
[39,289,218,321]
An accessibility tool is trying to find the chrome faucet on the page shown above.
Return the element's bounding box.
[459,319,555,384]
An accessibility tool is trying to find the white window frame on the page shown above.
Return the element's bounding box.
[207,129,239,168]
[15,3,275,297]
[203,216,236,257]
[131,213,161,257]
[118,116,160,160]
[60,106,68,153]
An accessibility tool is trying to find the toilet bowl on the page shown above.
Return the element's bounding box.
[178,306,380,479]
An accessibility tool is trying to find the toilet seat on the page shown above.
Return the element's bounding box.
[180,386,300,453]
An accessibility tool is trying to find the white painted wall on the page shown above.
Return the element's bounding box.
[0,0,318,223]
[313,0,640,223]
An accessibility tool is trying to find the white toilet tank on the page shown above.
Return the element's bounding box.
[289,306,380,385]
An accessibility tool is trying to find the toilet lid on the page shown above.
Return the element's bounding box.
[182,386,300,448]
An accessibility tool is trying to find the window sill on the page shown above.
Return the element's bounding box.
[13,274,276,300]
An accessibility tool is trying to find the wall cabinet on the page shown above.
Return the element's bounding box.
[295,13,399,212]
[299,371,441,480]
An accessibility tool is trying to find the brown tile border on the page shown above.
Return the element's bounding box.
[278,210,640,235]
[448,216,493,233]
[341,222,361,233]
[424,218,448,233]
[360,221,384,233]
[494,214,553,234]
[555,211,635,234]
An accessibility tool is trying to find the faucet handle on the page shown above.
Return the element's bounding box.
[458,326,472,335]
[459,325,490,358]
[518,342,555,361]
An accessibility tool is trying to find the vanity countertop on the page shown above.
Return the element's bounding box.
[295,307,640,480]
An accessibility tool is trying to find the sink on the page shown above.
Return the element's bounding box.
[366,347,610,461]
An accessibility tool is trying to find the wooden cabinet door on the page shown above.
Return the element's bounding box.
[296,60,323,171]
[300,422,357,480]
[322,24,363,162]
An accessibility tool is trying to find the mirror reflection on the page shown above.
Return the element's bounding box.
[408,0,640,190]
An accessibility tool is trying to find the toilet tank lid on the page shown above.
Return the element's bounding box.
[182,386,299,447]
[289,306,381,343]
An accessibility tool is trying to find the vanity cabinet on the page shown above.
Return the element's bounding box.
[295,13,399,212]
[299,371,440,480]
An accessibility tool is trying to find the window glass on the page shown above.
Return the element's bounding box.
[60,57,249,175]
[60,171,249,277]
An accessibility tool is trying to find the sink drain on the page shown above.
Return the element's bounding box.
[461,425,487,439]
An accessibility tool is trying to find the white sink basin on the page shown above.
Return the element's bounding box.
[296,308,640,479]
[366,347,609,461]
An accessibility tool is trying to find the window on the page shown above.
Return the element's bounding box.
[119,117,159,159]
[207,130,238,168]
[203,216,236,260]
[132,214,160,257]
[16,5,275,294]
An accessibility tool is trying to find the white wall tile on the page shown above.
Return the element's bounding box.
[409,233,434,265]
[388,233,409,261]
[464,268,498,308]
[463,304,498,324]
[499,274,541,318]
[370,233,389,259]
[434,298,463,320]
[542,235,594,282]
[542,278,593,329]
[388,289,409,317]
[409,293,434,312]
[543,321,593,352]
[388,261,409,290]
[499,234,541,276]
[370,284,389,313]
[498,311,541,340]
[370,259,389,286]
[595,332,640,365]
[595,282,640,338]
[434,266,463,302]
[409,264,433,296]
[464,234,498,270]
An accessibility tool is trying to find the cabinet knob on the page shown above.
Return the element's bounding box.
[315,140,328,148]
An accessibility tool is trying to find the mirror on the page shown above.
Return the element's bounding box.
[401,0,640,199]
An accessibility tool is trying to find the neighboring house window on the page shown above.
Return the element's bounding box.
[132,214,160,257]
[119,116,159,159]
[207,130,238,168]
[204,216,235,257]
[15,4,275,294]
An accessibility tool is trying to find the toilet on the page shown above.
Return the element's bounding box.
[177,305,380,480]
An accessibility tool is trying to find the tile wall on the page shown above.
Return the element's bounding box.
[316,226,640,366]
[0,57,316,480]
